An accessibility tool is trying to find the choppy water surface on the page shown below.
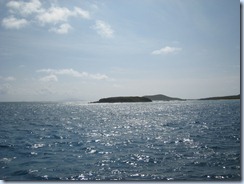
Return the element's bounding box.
[0,100,240,181]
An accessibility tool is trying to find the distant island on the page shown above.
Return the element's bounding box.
[92,96,152,103]
[143,94,185,101]
[199,94,240,100]
[91,94,240,103]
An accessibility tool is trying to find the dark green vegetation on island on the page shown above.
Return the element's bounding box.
[93,96,152,103]
[143,94,185,101]
[199,94,240,100]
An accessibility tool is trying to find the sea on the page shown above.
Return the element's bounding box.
[0,100,241,181]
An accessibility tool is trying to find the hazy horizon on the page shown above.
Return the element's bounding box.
[0,0,240,102]
[0,93,240,103]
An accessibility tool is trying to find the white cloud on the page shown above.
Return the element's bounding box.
[39,74,58,82]
[37,6,90,24]
[0,76,16,82]
[92,20,114,38]
[5,76,16,81]
[49,23,72,34]
[151,46,182,55]
[89,73,108,80]
[2,0,90,34]
[37,68,86,77]
[6,0,43,16]
[74,7,90,19]
[37,7,73,24]
[2,16,28,29]
[2,1,113,38]
[37,68,109,80]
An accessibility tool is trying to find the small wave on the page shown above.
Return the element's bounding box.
[0,157,13,163]
[89,149,97,154]
[0,144,14,149]
[31,143,45,149]
[0,144,10,148]
[28,169,38,173]
[30,152,38,155]
[60,174,88,180]
[12,170,29,176]
[205,174,240,180]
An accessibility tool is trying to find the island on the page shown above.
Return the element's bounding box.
[143,94,185,101]
[90,93,240,104]
[199,94,240,100]
[92,96,152,103]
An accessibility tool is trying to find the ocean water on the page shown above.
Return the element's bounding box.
[0,100,240,181]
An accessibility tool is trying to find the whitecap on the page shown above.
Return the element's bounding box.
[131,173,139,177]
[215,175,225,179]
[89,149,97,154]
[183,138,193,143]
[30,152,38,155]
[0,157,12,163]
[78,173,87,180]
[111,169,121,174]
[31,143,45,148]
[28,169,38,173]
[43,175,48,179]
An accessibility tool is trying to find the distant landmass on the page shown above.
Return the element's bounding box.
[92,96,152,103]
[91,94,240,104]
[199,94,240,100]
[143,94,185,101]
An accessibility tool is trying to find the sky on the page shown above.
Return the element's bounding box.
[0,0,240,102]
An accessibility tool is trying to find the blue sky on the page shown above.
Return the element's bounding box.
[0,0,240,101]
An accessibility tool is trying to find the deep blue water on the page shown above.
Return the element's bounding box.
[0,100,241,181]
